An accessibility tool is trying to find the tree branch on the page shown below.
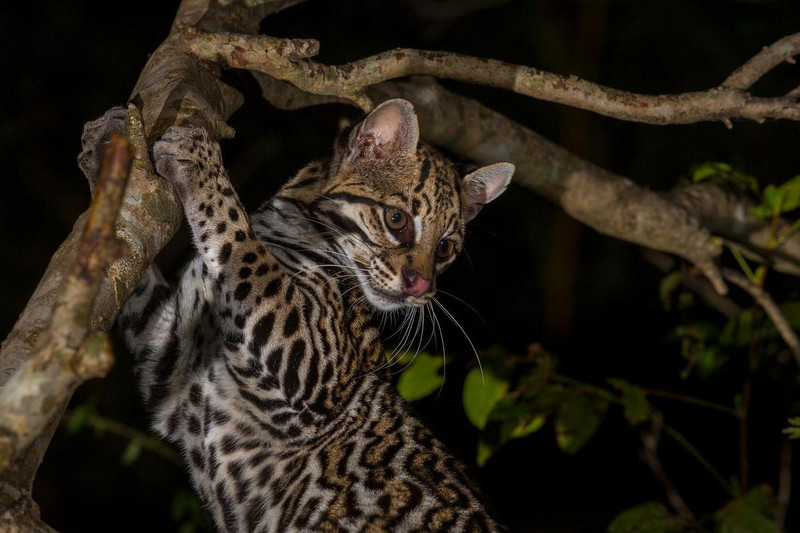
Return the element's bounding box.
[0,135,130,472]
[0,135,130,532]
[722,268,800,365]
[187,28,800,125]
[670,182,800,277]
[639,424,696,523]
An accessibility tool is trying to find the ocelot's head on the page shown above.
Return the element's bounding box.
[319,99,514,311]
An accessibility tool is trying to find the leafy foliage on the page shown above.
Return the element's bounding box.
[783,416,800,439]
[462,366,509,430]
[554,393,607,454]
[751,175,800,219]
[691,162,758,195]
[394,351,444,402]
[608,502,686,533]
[712,486,781,533]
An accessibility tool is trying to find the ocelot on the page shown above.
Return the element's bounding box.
[117,99,514,532]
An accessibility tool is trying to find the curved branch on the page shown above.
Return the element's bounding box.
[723,33,800,90]
[0,134,129,472]
[187,28,800,124]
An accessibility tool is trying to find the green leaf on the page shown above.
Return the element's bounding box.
[507,414,546,439]
[715,505,778,533]
[695,346,728,378]
[608,502,686,533]
[783,416,800,439]
[693,162,732,182]
[752,175,800,218]
[719,310,759,348]
[659,272,682,311]
[610,379,651,425]
[65,405,91,435]
[690,162,758,194]
[462,368,509,430]
[473,396,548,466]
[714,485,780,533]
[121,438,142,466]
[474,414,546,467]
[555,394,606,455]
[476,437,495,467]
[395,352,444,402]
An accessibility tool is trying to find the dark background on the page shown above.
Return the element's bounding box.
[2,0,800,531]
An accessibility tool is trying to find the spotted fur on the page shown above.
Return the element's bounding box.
[119,99,514,532]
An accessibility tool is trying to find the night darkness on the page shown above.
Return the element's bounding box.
[3,1,800,531]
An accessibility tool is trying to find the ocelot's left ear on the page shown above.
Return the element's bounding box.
[346,99,419,161]
[462,162,515,221]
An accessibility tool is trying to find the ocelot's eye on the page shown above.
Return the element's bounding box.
[385,207,408,231]
[436,239,455,260]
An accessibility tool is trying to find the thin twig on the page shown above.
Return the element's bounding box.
[639,424,696,522]
[662,423,735,496]
[643,388,739,417]
[723,268,800,365]
[63,409,183,467]
[723,33,800,90]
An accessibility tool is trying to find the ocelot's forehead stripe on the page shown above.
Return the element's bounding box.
[414,155,431,193]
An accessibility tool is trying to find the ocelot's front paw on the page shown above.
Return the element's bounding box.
[78,106,127,194]
[153,126,221,198]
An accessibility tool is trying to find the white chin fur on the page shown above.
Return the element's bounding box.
[363,284,406,312]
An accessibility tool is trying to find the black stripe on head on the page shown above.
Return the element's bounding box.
[324,191,381,208]
[414,155,431,193]
[318,210,377,247]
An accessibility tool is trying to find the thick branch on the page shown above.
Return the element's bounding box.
[0,137,129,532]
[670,182,800,277]
[189,29,800,124]
[0,136,129,472]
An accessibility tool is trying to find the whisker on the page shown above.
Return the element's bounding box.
[430,304,447,399]
[436,290,486,325]
[432,297,483,384]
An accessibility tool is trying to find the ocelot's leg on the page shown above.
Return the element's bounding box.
[153,127,322,435]
[153,127,277,280]
[119,259,219,438]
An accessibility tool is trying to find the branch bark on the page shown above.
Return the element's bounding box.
[186,28,800,124]
[0,134,130,531]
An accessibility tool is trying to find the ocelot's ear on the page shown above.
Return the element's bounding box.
[347,99,419,160]
[462,162,515,221]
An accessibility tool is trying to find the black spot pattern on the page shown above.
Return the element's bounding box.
[118,122,505,532]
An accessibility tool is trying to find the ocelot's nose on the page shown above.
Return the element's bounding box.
[401,266,431,297]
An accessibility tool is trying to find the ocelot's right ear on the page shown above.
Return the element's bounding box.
[346,99,420,161]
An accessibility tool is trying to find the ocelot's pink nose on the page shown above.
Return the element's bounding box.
[401,266,431,297]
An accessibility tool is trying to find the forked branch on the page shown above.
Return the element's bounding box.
[184,27,800,124]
